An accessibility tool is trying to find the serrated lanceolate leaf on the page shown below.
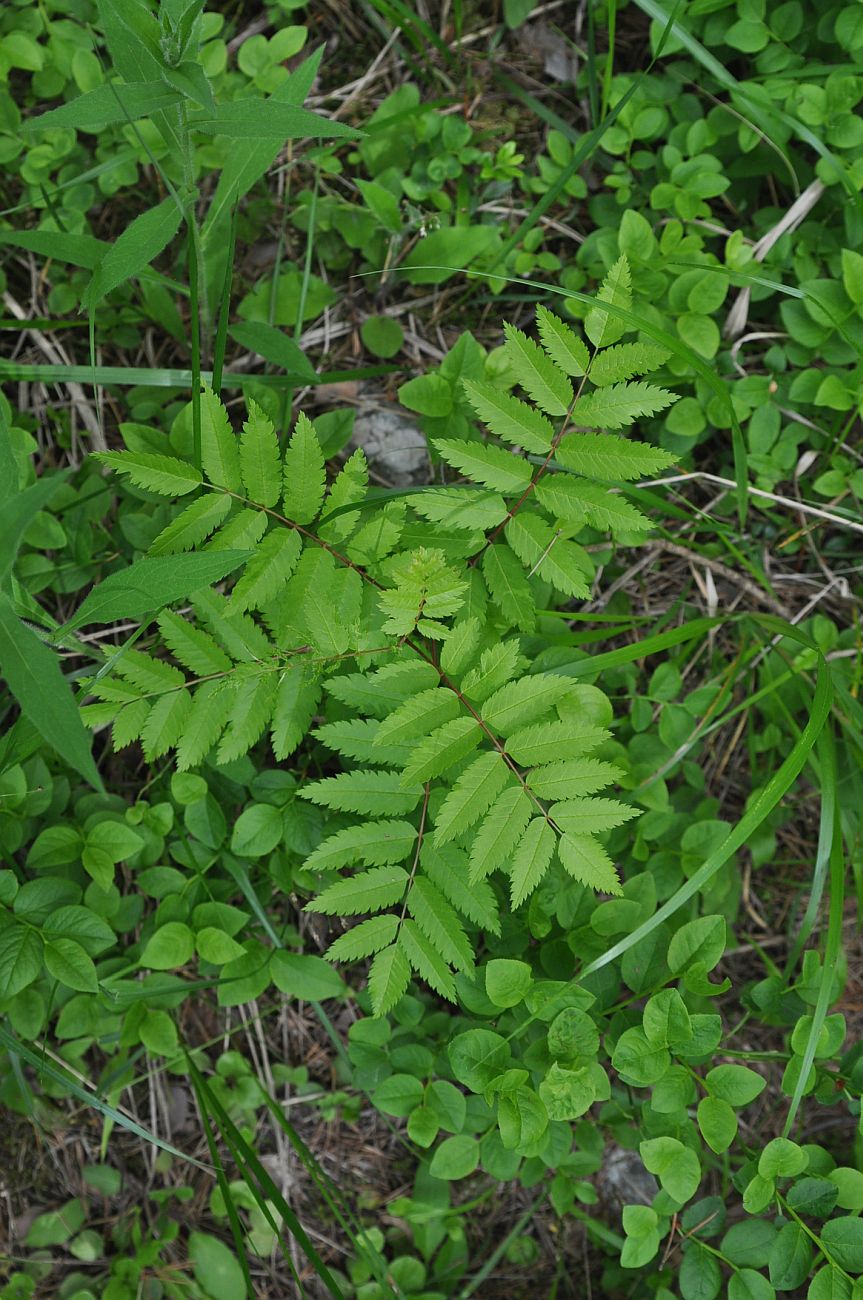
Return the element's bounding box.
[95,451,202,496]
[535,478,652,533]
[440,617,483,677]
[193,589,271,663]
[433,439,533,494]
[368,942,411,1016]
[307,865,409,916]
[462,380,554,453]
[327,914,399,963]
[572,382,677,431]
[206,506,268,553]
[510,817,556,907]
[229,529,301,612]
[434,750,511,845]
[271,668,321,760]
[557,832,621,894]
[332,661,439,718]
[482,544,536,632]
[239,400,281,507]
[461,641,526,705]
[550,797,639,834]
[299,770,422,817]
[148,493,233,555]
[283,412,325,524]
[585,255,631,349]
[481,674,575,735]
[399,919,457,1003]
[112,697,150,750]
[509,722,616,769]
[401,716,483,787]
[408,876,474,972]
[536,306,591,377]
[589,341,670,386]
[175,679,239,770]
[528,758,624,800]
[200,387,242,492]
[158,609,232,675]
[215,669,279,764]
[503,323,573,416]
[556,433,676,481]
[505,513,592,600]
[469,785,533,883]
[421,843,501,935]
[116,649,184,694]
[304,820,418,872]
[140,688,192,761]
[319,447,367,541]
[314,718,390,764]
[410,488,508,531]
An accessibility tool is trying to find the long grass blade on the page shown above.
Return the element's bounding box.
[783,722,845,1135]
[581,650,832,979]
[187,1052,346,1298]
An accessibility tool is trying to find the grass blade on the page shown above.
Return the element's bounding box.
[581,649,832,978]
[0,1024,211,1170]
[783,722,845,1135]
[187,1052,346,1298]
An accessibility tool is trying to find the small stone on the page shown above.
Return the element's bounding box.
[351,407,430,486]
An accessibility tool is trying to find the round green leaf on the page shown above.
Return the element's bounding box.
[485,958,532,1008]
[140,921,195,971]
[361,316,404,358]
[706,1063,766,1107]
[372,1073,424,1117]
[728,1269,775,1300]
[140,1009,178,1056]
[189,1231,246,1300]
[195,927,246,966]
[230,804,284,857]
[759,1137,809,1180]
[428,1135,479,1181]
[697,1096,737,1154]
[547,1006,599,1059]
[269,951,345,1001]
[44,938,98,992]
[820,1218,863,1273]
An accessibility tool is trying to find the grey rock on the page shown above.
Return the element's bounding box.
[351,408,430,486]
[600,1144,659,1207]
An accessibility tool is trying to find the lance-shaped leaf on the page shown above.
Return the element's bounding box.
[22,81,183,133]
[572,381,677,431]
[190,99,361,140]
[462,379,554,453]
[556,433,676,481]
[503,323,573,415]
[368,943,411,1016]
[510,817,556,907]
[88,196,183,309]
[434,750,511,845]
[308,866,410,916]
[95,450,202,496]
[66,551,250,631]
[0,592,102,790]
[536,306,591,377]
